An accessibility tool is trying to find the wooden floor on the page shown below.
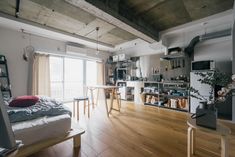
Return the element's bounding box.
[29,101,235,157]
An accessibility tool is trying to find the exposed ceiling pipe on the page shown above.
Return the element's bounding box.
[185,28,232,55]
[200,28,232,40]
[15,0,20,18]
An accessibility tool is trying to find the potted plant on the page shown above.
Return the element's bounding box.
[190,70,232,106]
[190,70,232,129]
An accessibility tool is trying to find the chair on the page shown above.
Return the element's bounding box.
[73,97,90,120]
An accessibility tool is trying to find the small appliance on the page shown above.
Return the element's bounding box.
[191,60,215,71]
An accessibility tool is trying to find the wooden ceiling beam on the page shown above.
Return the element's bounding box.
[66,0,159,42]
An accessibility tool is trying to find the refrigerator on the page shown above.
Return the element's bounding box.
[190,71,214,113]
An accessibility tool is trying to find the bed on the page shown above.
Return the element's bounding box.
[12,114,71,146]
[3,96,85,157]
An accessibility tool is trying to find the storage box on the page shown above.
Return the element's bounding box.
[113,55,119,62]
[118,54,129,61]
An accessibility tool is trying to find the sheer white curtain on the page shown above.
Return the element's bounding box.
[30,53,51,96]
[97,62,105,85]
[96,62,105,104]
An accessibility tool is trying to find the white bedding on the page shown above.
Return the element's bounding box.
[12,114,71,146]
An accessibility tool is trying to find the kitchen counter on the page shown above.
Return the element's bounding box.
[116,81,144,104]
[116,80,189,105]
[117,80,189,84]
[127,81,144,104]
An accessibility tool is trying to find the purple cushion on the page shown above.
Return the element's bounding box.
[9,96,39,107]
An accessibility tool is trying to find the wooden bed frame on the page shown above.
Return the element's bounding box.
[0,91,85,157]
[8,127,85,157]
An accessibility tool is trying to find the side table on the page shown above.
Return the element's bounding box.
[187,118,231,157]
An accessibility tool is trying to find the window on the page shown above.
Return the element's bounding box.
[50,56,98,102]
[64,58,83,101]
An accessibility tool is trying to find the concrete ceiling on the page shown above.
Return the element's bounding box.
[0,0,233,48]
[0,0,138,46]
[86,0,234,31]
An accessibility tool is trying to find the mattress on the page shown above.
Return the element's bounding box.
[12,114,71,146]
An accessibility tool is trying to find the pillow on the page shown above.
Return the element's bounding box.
[9,96,39,107]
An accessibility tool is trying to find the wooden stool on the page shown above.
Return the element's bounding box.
[86,87,97,108]
[116,92,121,108]
[73,97,90,120]
[110,91,121,111]
[187,118,231,157]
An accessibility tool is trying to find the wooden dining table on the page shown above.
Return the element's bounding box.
[86,85,121,116]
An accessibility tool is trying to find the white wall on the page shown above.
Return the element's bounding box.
[157,11,233,77]
[194,37,232,73]
[162,28,233,64]
[137,54,162,78]
[0,26,109,97]
[162,30,233,66]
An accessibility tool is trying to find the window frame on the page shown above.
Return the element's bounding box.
[49,56,98,102]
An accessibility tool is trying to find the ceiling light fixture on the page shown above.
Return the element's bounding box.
[96,27,100,55]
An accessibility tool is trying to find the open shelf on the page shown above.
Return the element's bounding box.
[164,95,188,98]
[0,61,6,64]
[0,55,12,100]
[143,92,163,96]
[1,89,11,92]
[143,81,190,112]
[144,103,188,112]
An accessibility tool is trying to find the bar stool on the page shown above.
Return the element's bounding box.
[73,97,90,120]
[116,92,121,108]
[86,87,96,108]
[110,91,121,110]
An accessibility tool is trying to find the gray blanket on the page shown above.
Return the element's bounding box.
[6,96,71,123]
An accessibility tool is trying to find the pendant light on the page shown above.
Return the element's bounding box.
[96,27,100,55]
[21,29,34,61]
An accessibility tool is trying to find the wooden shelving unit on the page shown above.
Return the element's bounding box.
[0,55,12,100]
[105,57,139,85]
[144,102,188,112]
[143,81,190,112]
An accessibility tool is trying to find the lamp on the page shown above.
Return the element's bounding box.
[96,27,100,55]
[21,29,34,61]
